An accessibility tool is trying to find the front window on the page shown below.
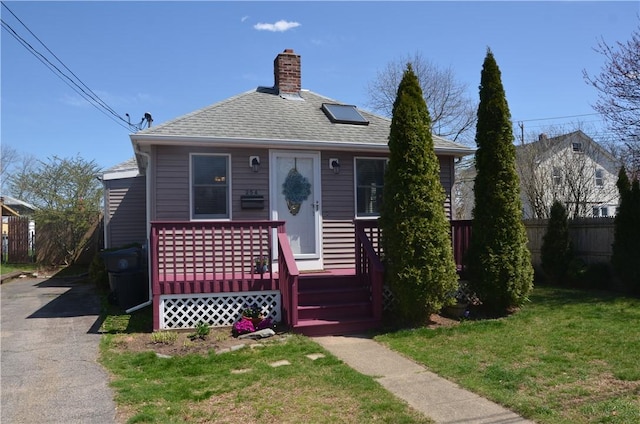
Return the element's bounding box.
[191,154,230,219]
[355,158,386,217]
[572,142,583,153]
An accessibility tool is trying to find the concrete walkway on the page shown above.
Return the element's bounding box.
[313,335,535,424]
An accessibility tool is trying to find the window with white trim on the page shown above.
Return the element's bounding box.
[355,158,386,217]
[572,142,583,153]
[552,167,562,186]
[595,168,604,187]
[191,154,230,219]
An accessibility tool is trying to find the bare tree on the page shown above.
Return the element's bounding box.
[1,144,19,194]
[366,51,477,143]
[4,152,38,199]
[584,21,640,176]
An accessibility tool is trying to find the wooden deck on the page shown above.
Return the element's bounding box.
[149,219,472,335]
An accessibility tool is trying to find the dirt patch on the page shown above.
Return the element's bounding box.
[425,313,460,329]
[109,314,458,357]
[109,326,291,357]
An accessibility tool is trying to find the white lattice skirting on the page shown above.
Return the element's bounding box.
[159,291,282,330]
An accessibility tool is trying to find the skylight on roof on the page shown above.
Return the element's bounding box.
[321,103,369,125]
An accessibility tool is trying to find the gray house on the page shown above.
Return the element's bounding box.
[102,49,474,335]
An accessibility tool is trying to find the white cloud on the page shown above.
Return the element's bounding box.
[254,20,300,32]
[241,16,249,23]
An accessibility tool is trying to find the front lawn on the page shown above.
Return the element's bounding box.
[100,313,431,424]
[376,286,640,423]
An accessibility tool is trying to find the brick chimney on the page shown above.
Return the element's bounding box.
[274,49,301,94]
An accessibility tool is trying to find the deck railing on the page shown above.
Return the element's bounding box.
[150,220,285,296]
[354,219,473,275]
[277,231,299,327]
[451,220,472,274]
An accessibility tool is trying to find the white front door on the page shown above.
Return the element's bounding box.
[270,151,323,270]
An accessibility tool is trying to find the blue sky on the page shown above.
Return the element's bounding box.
[2,1,639,172]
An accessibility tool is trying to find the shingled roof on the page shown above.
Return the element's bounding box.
[131,49,473,157]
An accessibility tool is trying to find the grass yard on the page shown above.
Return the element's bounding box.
[376,286,640,424]
[99,310,431,424]
[0,262,37,275]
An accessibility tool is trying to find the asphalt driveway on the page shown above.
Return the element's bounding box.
[1,276,116,423]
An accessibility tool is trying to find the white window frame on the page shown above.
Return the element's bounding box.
[189,153,232,220]
[595,168,604,187]
[572,142,583,153]
[354,157,387,218]
[552,167,562,186]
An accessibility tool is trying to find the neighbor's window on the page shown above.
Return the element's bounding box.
[356,158,386,217]
[595,168,604,187]
[191,154,230,219]
[572,142,583,153]
[552,167,562,186]
[592,207,600,217]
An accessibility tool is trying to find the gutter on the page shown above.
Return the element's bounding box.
[124,146,153,314]
[130,134,476,157]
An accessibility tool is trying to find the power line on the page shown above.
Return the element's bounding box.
[1,3,146,132]
[514,112,601,123]
[1,19,131,131]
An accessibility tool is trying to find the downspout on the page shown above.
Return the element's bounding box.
[125,145,153,314]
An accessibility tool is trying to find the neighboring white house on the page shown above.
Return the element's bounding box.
[453,130,621,219]
[516,131,621,219]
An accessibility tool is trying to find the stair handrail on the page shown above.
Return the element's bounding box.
[277,228,299,328]
[354,220,384,321]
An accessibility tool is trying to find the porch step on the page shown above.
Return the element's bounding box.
[293,318,382,337]
[292,272,380,337]
[297,302,372,320]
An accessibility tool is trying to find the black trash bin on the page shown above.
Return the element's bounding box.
[102,246,141,274]
[102,247,147,310]
[108,270,147,310]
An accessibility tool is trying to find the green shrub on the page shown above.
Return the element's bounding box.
[612,168,640,294]
[568,260,611,290]
[89,253,108,291]
[466,49,534,315]
[188,322,210,340]
[380,64,458,325]
[541,200,573,284]
[583,263,611,290]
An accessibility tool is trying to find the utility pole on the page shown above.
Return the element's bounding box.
[518,122,524,145]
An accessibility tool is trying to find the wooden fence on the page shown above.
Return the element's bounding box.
[524,218,615,267]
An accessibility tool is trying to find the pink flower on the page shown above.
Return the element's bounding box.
[232,317,255,336]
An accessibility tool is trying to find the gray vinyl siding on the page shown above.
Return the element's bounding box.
[151,145,455,269]
[439,156,454,219]
[153,145,270,221]
[105,176,147,248]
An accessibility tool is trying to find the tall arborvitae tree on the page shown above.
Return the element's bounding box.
[541,200,573,284]
[612,167,640,293]
[380,64,458,325]
[467,49,534,314]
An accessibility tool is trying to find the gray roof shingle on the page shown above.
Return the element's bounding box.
[133,87,472,155]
